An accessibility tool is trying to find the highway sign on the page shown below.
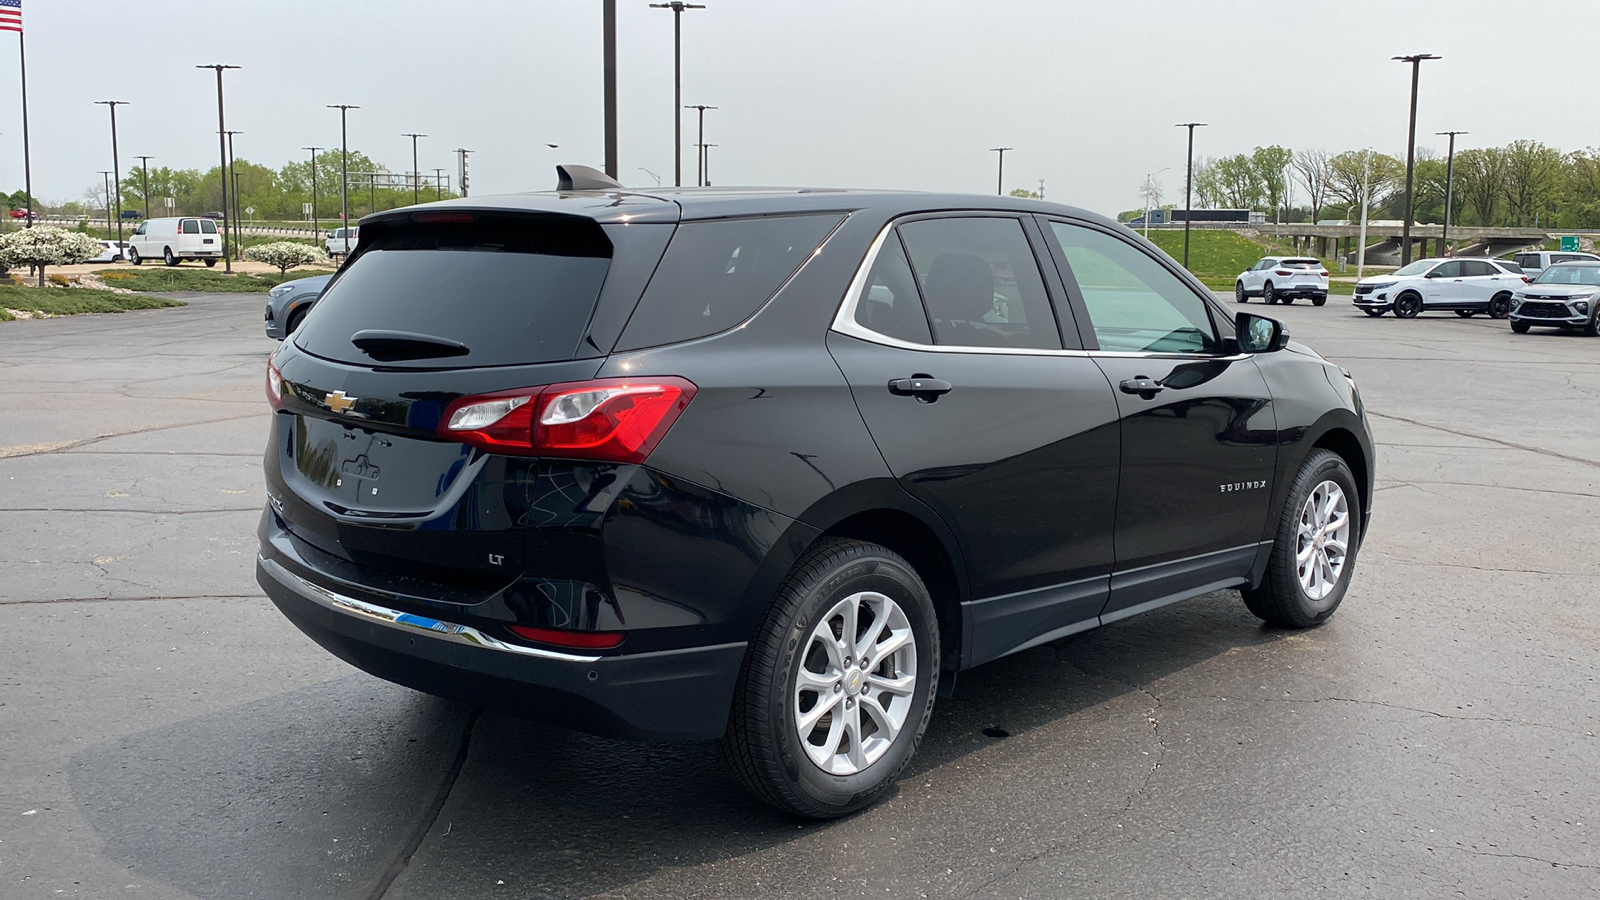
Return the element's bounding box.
[1560,235,1580,252]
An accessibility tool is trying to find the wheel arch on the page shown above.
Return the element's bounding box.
[1306,418,1372,539]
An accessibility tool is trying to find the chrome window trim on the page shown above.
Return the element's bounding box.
[267,558,603,663]
[830,219,1251,362]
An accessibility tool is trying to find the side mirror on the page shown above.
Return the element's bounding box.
[1237,312,1289,354]
[1424,270,1441,278]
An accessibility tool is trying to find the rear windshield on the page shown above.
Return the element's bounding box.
[1281,258,1321,269]
[615,214,843,351]
[180,219,200,234]
[295,216,612,369]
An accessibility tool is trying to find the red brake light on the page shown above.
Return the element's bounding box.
[410,211,476,223]
[507,625,625,649]
[266,361,283,408]
[438,377,696,463]
[1319,270,1329,277]
[1521,276,1531,283]
[1274,269,1293,276]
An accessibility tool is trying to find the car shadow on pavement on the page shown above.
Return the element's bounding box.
[70,591,1287,900]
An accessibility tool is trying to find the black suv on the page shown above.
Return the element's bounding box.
[258,181,1373,818]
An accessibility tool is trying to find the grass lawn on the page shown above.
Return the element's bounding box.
[0,284,184,321]
[96,267,318,293]
[1138,229,1358,296]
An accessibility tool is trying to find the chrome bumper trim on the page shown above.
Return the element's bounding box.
[262,557,602,663]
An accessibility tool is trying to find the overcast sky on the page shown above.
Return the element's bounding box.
[4,0,1597,216]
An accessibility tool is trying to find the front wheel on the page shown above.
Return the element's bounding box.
[128,247,142,266]
[1511,321,1532,334]
[1362,309,1385,317]
[1235,282,1248,303]
[720,538,939,819]
[1487,293,1514,319]
[1585,309,1600,337]
[1394,293,1423,318]
[1456,310,1477,318]
[1242,450,1361,628]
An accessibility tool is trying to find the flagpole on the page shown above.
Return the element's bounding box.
[18,27,32,228]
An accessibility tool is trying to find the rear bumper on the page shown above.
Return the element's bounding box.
[257,554,747,741]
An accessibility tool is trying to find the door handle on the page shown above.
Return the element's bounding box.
[1119,376,1164,400]
[888,376,953,402]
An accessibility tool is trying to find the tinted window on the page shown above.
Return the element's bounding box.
[1049,221,1218,354]
[1535,264,1600,285]
[855,235,932,345]
[616,214,842,351]
[295,216,612,369]
[1553,254,1587,264]
[200,220,217,234]
[180,219,200,234]
[1497,260,1524,274]
[1283,258,1321,268]
[897,217,1060,350]
[1515,254,1538,268]
[1432,261,1463,278]
[1461,260,1496,277]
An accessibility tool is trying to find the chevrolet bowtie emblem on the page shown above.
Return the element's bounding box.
[325,390,357,414]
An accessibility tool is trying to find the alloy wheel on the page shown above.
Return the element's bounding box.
[1295,480,1350,601]
[793,590,918,776]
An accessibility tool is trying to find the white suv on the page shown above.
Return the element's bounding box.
[1352,257,1527,319]
[1235,257,1329,306]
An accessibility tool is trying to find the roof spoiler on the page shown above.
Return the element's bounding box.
[557,164,624,192]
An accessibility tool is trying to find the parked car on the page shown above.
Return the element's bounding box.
[1352,257,1527,318]
[119,210,144,220]
[325,226,359,260]
[1235,256,1330,306]
[127,217,223,267]
[8,208,36,221]
[1508,249,1600,280]
[201,211,226,220]
[263,273,332,340]
[258,185,1373,818]
[86,240,130,264]
[1509,261,1600,336]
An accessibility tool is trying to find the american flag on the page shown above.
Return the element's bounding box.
[0,0,21,34]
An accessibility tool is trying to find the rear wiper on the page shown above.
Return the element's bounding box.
[350,329,469,361]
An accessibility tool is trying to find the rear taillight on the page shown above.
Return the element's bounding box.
[266,361,283,408]
[507,624,625,650]
[438,377,696,463]
[1521,276,1531,283]
[1275,269,1292,276]
[1319,270,1329,277]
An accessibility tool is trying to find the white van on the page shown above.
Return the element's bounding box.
[325,227,359,260]
[128,217,224,267]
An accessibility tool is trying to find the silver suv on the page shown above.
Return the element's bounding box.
[1510,261,1600,335]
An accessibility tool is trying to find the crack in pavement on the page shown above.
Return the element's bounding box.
[1363,554,1586,577]
[0,594,262,606]
[1368,411,1600,470]
[1397,839,1600,872]
[0,507,261,515]
[1259,696,1591,737]
[371,710,482,900]
[0,411,264,459]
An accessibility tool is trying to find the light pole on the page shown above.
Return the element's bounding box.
[302,146,322,239]
[328,104,358,256]
[1176,122,1207,268]
[99,171,113,237]
[1394,53,1440,265]
[685,105,717,186]
[134,155,153,219]
[402,132,426,205]
[454,148,472,197]
[1357,150,1374,282]
[1436,130,1466,255]
[990,147,1012,196]
[603,0,618,179]
[638,167,662,187]
[433,167,445,200]
[649,2,705,187]
[95,101,128,247]
[698,144,718,186]
[1142,167,1169,239]
[224,130,242,258]
[197,64,239,273]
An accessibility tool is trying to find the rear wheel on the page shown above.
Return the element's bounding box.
[1263,282,1277,305]
[1511,321,1532,334]
[1394,292,1423,318]
[1312,294,1327,307]
[1235,282,1248,303]
[1456,310,1477,318]
[1242,450,1361,628]
[204,258,217,268]
[720,538,939,819]
[1487,292,1514,319]
[163,247,178,267]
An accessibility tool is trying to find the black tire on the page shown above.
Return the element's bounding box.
[1585,309,1600,337]
[1263,282,1277,305]
[1393,292,1423,318]
[1242,450,1361,628]
[128,247,142,266]
[1283,296,1296,305]
[1487,292,1514,320]
[163,247,178,267]
[285,306,309,336]
[1362,309,1385,317]
[204,258,217,268]
[1312,293,1327,307]
[1511,321,1531,334]
[1455,310,1477,318]
[1235,282,1248,303]
[720,538,940,819]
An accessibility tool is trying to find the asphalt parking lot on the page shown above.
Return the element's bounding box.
[2,292,1597,899]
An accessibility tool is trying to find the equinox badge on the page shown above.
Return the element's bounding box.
[325,390,357,414]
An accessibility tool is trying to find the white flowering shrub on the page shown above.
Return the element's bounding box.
[246,241,323,274]
[0,226,105,286]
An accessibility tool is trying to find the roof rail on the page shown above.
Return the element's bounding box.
[556,165,624,192]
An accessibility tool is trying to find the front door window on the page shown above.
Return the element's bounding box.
[1046,221,1219,354]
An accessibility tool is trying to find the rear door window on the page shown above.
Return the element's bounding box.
[616,213,842,351]
[896,216,1061,350]
[200,220,217,234]
[180,219,200,234]
[1461,260,1496,277]
[295,215,613,369]
[854,235,932,345]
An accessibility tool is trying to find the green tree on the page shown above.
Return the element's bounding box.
[1327,150,1402,218]
[1500,140,1564,226]
[1251,145,1294,221]
[1454,147,1507,226]
[1291,149,1333,223]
